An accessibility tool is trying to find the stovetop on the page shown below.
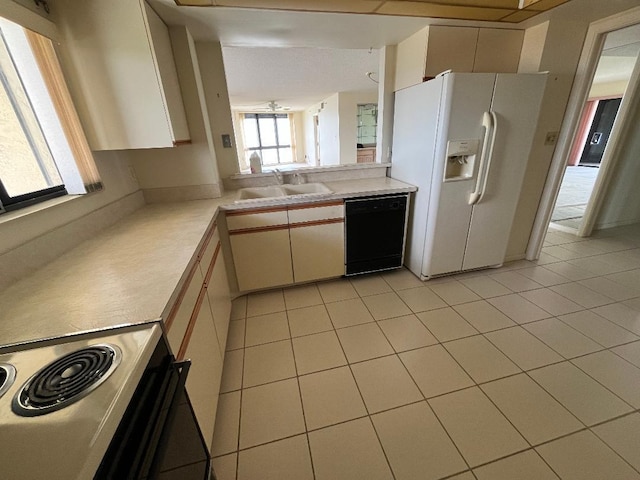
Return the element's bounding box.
[0,323,161,480]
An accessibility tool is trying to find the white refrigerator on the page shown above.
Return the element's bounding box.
[390,72,547,280]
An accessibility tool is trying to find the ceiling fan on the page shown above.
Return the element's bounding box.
[249,100,291,112]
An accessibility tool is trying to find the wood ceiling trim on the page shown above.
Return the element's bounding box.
[377,2,515,21]
[174,0,572,22]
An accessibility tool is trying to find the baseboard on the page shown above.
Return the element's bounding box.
[0,190,145,291]
[143,184,222,203]
[594,218,640,230]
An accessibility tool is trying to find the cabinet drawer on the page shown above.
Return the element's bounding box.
[226,209,288,231]
[288,202,344,224]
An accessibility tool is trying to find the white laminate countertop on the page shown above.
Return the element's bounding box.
[0,177,415,350]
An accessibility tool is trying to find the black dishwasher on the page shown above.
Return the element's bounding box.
[345,194,408,275]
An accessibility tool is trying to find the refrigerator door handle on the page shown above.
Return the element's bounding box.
[468,111,497,205]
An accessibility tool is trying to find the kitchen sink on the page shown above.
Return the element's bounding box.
[280,183,333,195]
[235,183,333,202]
[236,186,287,200]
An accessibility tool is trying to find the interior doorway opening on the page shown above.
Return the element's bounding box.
[548,23,640,234]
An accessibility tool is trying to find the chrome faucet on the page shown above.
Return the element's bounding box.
[292,172,305,185]
[273,168,284,185]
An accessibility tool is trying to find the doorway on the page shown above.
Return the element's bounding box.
[547,22,640,234]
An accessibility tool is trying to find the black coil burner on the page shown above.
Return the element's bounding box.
[12,344,121,417]
[0,364,16,399]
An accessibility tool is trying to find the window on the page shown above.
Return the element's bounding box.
[0,17,100,214]
[241,113,294,166]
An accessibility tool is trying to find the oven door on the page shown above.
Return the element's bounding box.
[96,338,210,479]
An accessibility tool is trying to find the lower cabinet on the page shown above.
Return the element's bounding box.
[164,221,231,455]
[290,220,344,283]
[181,288,222,451]
[230,227,294,291]
[227,201,345,291]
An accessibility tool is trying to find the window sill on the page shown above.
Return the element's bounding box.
[231,162,391,181]
[0,194,83,225]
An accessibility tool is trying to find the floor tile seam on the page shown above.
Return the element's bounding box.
[516,368,590,429]
[607,341,640,368]
[546,287,619,309]
[289,326,335,341]
[519,321,610,362]
[513,291,587,318]
[439,335,522,383]
[325,321,372,419]
[584,408,640,431]
[568,356,640,409]
[469,446,560,478]
[587,423,640,476]
[554,312,640,348]
[232,430,313,457]
[243,336,294,351]
[487,272,544,291]
[480,331,568,373]
[373,319,441,354]
[416,397,475,475]
[283,300,325,313]
[233,303,249,480]
[363,414,399,480]
[355,284,416,322]
[244,308,287,319]
[290,340,318,480]
[428,387,533,469]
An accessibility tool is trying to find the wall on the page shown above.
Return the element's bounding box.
[0,1,144,289]
[196,41,239,180]
[506,1,640,259]
[589,80,629,98]
[318,93,340,166]
[126,26,222,202]
[394,27,428,91]
[594,89,640,228]
[291,111,306,163]
[506,6,616,259]
[377,45,396,163]
[303,102,322,165]
[338,90,378,164]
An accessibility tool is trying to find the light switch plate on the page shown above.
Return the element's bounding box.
[544,131,559,146]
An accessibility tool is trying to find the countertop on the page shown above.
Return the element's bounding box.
[0,177,415,350]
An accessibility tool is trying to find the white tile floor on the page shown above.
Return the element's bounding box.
[212,223,640,480]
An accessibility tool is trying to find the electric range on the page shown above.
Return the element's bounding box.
[0,323,161,480]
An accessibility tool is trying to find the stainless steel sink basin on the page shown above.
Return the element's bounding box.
[235,183,333,202]
[236,186,287,200]
[281,183,333,195]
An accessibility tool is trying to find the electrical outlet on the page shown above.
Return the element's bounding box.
[222,134,232,148]
[544,131,559,146]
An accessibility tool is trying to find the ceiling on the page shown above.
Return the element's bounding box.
[594,23,640,86]
[222,47,379,110]
[149,0,639,112]
[172,0,571,24]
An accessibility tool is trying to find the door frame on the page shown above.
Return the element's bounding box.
[526,6,640,259]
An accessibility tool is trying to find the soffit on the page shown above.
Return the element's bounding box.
[173,0,572,23]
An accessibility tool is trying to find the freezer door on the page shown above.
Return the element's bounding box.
[423,73,495,277]
[462,73,547,271]
[390,77,444,277]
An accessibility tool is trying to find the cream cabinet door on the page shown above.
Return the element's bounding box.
[206,246,232,353]
[182,288,222,452]
[165,264,203,354]
[424,26,478,78]
[55,0,189,149]
[290,221,345,283]
[473,29,524,73]
[230,228,293,291]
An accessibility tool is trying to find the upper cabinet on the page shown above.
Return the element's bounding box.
[394,26,524,91]
[55,0,190,150]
